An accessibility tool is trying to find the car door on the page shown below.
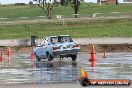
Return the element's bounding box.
[45,37,54,56]
[35,38,47,59]
[35,46,47,59]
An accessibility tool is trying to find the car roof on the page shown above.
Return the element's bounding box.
[46,35,70,38]
[58,35,70,36]
[47,36,58,38]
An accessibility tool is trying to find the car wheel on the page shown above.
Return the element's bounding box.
[36,55,41,61]
[37,57,41,61]
[71,54,77,61]
[35,53,41,61]
[47,53,53,61]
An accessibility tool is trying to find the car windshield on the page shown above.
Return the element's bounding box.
[50,37,58,44]
[58,36,73,43]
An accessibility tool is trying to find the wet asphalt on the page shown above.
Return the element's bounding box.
[0,52,132,87]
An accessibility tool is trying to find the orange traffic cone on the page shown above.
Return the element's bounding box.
[90,45,96,61]
[7,47,12,65]
[31,47,36,69]
[91,61,96,67]
[0,57,2,62]
[103,51,106,59]
[0,53,2,62]
[0,52,4,62]
[7,47,11,56]
[31,47,35,62]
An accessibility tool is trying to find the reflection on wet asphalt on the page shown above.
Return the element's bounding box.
[0,52,132,84]
[0,59,79,84]
[33,61,78,84]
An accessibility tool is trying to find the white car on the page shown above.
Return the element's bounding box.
[34,35,80,61]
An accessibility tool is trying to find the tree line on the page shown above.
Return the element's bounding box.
[32,0,81,19]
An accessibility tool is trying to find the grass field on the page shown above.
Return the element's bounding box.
[0,18,132,39]
[0,4,132,19]
[0,4,132,39]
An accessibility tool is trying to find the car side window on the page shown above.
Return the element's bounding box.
[39,38,45,46]
[45,39,49,45]
[58,37,64,43]
[59,36,73,43]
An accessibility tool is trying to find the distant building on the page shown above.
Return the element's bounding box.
[85,0,132,3]
[107,0,118,4]
[98,0,118,4]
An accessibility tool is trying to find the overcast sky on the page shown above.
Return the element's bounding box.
[0,0,97,4]
[0,0,33,4]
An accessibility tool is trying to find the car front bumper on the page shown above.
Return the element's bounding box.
[54,49,80,55]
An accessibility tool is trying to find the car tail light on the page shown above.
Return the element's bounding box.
[72,44,80,48]
[53,46,60,50]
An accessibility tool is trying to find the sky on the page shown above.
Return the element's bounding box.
[0,0,97,4]
[0,0,34,4]
[0,0,125,4]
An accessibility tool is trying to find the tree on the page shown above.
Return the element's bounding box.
[60,0,80,18]
[60,0,68,6]
[34,0,80,19]
[29,1,33,5]
[73,0,80,18]
[34,0,59,19]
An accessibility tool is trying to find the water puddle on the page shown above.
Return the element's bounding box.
[0,52,132,84]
